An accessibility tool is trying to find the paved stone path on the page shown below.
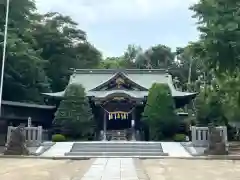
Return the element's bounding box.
[82,158,139,180]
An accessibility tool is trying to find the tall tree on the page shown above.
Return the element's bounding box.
[53,84,94,139]
[0,0,50,102]
[32,12,102,92]
[98,57,124,69]
[32,12,87,92]
[174,42,207,91]
[135,44,175,69]
[142,83,179,140]
[190,0,240,74]
[122,44,142,68]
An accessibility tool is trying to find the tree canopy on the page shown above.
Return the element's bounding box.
[0,0,102,102]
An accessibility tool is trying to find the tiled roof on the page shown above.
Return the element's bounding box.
[42,69,197,98]
[2,100,56,109]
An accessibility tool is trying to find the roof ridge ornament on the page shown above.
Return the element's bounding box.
[115,77,125,88]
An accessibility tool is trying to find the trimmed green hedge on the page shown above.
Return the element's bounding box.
[52,134,66,142]
[173,133,186,142]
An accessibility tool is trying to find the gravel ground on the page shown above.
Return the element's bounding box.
[0,158,94,180]
[135,158,240,180]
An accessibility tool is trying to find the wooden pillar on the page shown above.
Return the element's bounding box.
[131,108,136,141]
[103,111,107,141]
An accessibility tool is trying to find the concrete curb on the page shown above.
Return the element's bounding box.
[180,142,200,156]
[139,155,240,160]
[65,152,169,157]
[0,155,240,160]
[0,155,91,160]
[34,142,56,156]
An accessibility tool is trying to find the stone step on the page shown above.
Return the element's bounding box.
[71,146,162,149]
[71,143,161,146]
[229,147,240,150]
[71,143,162,146]
[70,148,163,152]
[228,143,240,154]
[71,145,162,149]
[66,142,167,157]
[65,151,168,157]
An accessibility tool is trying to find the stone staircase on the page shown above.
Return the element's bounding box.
[65,142,168,157]
[228,142,240,155]
[106,130,127,141]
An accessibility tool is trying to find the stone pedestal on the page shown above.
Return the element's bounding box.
[204,124,228,155]
[4,124,29,155]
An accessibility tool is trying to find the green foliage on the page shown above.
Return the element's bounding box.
[173,134,186,142]
[98,57,124,69]
[142,83,179,140]
[135,44,174,69]
[217,72,240,123]
[190,0,240,74]
[195,90,225,126]
[32,13,102,91]
[0,1,102,103]
[53,84,94,139]
[0,0,50,103]
[52,134,66,142]
[194,72,240,126]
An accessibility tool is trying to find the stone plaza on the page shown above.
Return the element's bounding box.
[0,158,239,180]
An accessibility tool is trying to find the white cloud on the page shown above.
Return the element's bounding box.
[35,0,197,27]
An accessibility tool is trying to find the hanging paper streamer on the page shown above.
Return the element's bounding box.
[108,111,129,120]
[109,113,113,120]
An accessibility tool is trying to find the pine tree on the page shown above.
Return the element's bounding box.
[142,83,179,140]
[53,84,94,139]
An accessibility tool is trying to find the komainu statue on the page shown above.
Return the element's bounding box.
[204,124,228,155]
[4,124,29,155]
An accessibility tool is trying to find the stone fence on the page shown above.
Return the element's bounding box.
[191,126,228,147]
[6,126,43,146]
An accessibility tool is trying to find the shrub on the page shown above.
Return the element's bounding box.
[52,134,66,142]
[173,133,186,142]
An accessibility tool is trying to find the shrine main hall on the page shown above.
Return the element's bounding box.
[43,69,197,140]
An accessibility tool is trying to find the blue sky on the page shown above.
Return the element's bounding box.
[36,0,199,57]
